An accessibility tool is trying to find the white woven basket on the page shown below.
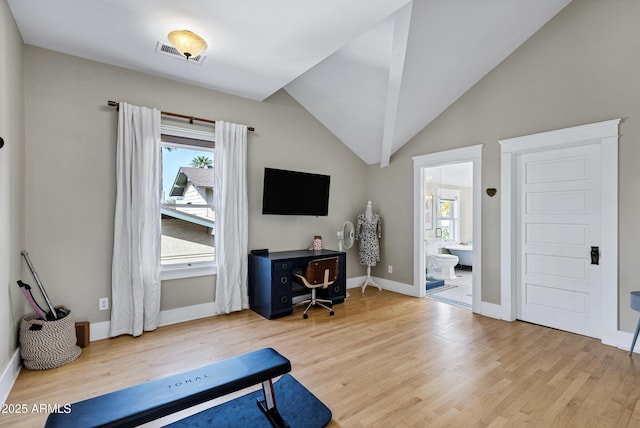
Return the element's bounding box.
[19,307,81,370]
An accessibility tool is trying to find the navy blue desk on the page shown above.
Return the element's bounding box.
[248,249,346,319]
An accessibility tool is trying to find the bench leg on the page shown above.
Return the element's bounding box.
[257,379,290,428]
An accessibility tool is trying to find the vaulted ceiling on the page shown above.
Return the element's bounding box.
[8,0,571,166]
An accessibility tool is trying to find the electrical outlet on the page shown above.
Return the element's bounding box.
[388,265,393,274]
[99,297,109,311]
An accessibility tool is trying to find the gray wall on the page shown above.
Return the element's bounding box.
[22,46,368,322]
[367,0,640,331]
[0,0,26,383]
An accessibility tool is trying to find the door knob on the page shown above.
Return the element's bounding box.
[591,246,600,265]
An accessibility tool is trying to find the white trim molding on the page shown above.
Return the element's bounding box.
[160,124,215,141]
[346,276,416,296]
[498,119,621,346]
[0,349,22,405]
[413,144,483,313]
[90,301,220,342]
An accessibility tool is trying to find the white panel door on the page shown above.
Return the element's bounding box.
[516,144,601,338]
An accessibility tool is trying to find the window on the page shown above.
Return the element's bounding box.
[437,188,460,242]
[438,199,454,241]
[160,125,216,280]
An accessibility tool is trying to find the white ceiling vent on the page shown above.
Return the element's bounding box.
[156,42,206,65]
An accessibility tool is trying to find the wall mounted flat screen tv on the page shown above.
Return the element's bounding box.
[262,168,330,216]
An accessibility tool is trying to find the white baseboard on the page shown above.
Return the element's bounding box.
[90,302,220,342]
[90,321,111,342]
[0,348,22,405]
[479,302,502,319]
[346,276,365,289]
[158,302,216,327]
[603,329,636,353]
[372,277,417,295]
[347,276,417,296]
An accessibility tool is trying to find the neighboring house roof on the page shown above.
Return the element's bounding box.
[169,166,214,197]
[165,166,215,231]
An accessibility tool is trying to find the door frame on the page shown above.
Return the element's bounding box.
[413,144,483,313]
[499,119,620,344]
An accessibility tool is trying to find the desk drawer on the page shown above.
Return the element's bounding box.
[272,258,306,272]
[272,261,291,272]
[270,277,292,314]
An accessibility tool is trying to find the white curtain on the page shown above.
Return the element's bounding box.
[110,103,161,337]
[214,121,249,314]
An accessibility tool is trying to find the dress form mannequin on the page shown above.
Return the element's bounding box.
[356,200,382,293]
[365,200,373,222]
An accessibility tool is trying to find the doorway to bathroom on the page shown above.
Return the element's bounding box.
[424,163,473,308]
[412,145,482,313]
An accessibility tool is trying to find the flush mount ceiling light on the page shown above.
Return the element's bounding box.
[167,30,208,60]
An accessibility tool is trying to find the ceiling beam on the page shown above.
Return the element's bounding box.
[379,2,413,168]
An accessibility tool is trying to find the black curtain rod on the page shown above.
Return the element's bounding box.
[107,101,255,132]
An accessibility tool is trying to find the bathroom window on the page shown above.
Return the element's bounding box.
[437,189,460,242]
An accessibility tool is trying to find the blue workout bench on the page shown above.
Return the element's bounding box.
[45,348,294,428]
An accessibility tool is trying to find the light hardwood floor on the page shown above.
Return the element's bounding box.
[3,289,640,427]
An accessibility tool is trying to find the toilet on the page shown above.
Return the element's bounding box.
[427,253,459,280]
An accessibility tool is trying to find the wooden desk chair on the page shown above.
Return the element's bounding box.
[293,257,339,319]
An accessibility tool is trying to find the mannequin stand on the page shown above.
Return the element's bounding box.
[361,265,381,293]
